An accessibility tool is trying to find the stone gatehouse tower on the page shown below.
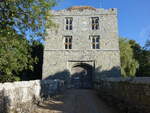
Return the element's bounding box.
[42,6,120,87]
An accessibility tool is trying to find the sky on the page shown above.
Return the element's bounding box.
[52,0,150,46]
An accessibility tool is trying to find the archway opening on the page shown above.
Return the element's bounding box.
[71,63,93,89]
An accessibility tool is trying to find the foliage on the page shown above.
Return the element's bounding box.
[129,40,150,76]
[144,40,150,50]
[30,41,44,79]
[138,50,150,76]
[0,0,56,38]
[119,38,139,77]
[0,0,56,82]
[20,41,44,80]
[0,29,35,82]
[129,40,142,60]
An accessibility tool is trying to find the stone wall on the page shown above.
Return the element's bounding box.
[45,8,118,50]
[0,79,64,113]
[43,50,120,80]
[94,77,150,113]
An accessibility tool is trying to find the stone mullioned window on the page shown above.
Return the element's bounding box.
[64,36,72,49]
[91,35,100,49]
[65,17,73,30]
[91,17,99,30]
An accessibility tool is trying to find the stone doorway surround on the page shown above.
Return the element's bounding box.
[67,60,95,88]
[67,60,95,74]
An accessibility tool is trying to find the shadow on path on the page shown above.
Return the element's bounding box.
[35,89,119,113]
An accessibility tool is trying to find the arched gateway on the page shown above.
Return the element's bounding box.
[71,63,93,88]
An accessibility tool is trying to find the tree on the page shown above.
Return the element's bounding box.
[0,0,56,82]
[30,41,44,79]
[20,41,44,80]
[138,49,150,76]
[129,40,150,76]
[0,0,56,38]
[129,40,142,60]
[144,40,150,50]
[119,38,139,77]
[0,29,34,82]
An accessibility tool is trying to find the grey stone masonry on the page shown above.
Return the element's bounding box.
[94,77,150,113]
[0,80,64,113]
[42,6,120,80]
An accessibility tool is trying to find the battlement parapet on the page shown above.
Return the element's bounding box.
[50,6,117,16]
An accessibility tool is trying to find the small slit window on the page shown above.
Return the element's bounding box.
[64,36,72,49]
[91,17,99,30]
[91,35,100,49]
[65,17,73,30]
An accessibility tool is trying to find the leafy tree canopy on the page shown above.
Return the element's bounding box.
[0,0,56,82]
[119,38,139,77]
[144,39,150,50]
[129,40,150,76]
[0,0,56,38]
[20,40,44,80]
[0,28,35,82]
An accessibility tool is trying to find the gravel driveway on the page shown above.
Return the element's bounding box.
[35,89,119,113]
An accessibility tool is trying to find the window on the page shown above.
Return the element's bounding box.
[65,17,73,30]
[91,35,100,49]
[64,36,72,49]
[91,17,99,30]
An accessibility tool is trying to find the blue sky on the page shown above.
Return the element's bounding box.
[53,0,150,46]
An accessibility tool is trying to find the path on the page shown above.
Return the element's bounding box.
[35,89,119,113]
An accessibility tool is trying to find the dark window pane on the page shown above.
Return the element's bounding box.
[92,38,95,42]
[66,25,68,30]
[96,37,99,42]
[92,18,94,24]
[92,25,94,30]
[70,19,72,24]
[92,20,94,24]
[95,18,99,23]
[65,44,68,49]
[69,44,72,49]
[70,25,72,30]
[65,37,68,42]
[69,37,72,43]
[93,44,95,49]
[96,44,99,49]
[66,19,68,24]
[96,25,99,29]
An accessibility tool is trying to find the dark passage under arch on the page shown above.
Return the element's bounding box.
[71,63,93,89]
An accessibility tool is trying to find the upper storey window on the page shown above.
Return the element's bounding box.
[64,36,72,49]
[65,17,73,30]
[91,17,99,30]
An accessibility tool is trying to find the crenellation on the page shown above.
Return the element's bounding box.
[51,7,117,16]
